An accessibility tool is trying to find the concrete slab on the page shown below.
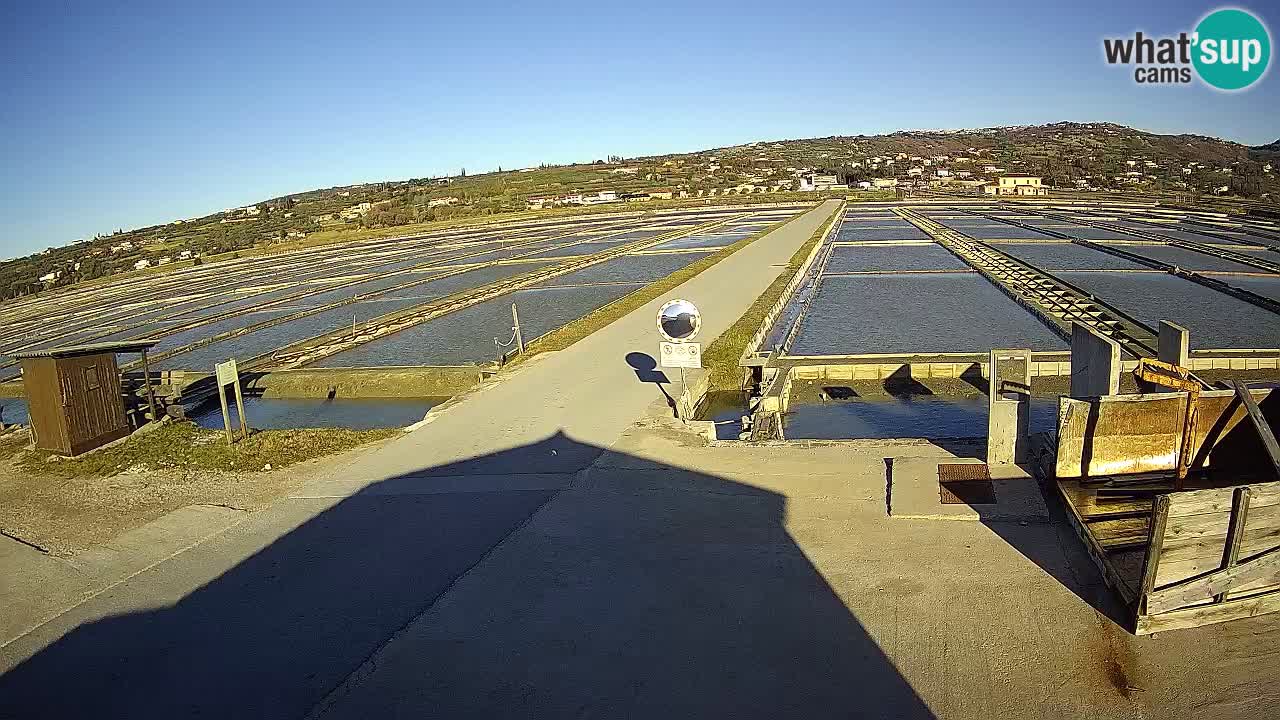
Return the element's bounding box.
[0,490,558,719]
[65,504,249,578]
[1,504,249,649]
[310,435,1280,720]
[889,456,1049,522]
[0,537,91,647]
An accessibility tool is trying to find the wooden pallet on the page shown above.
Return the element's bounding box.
[1056,475,1280,633]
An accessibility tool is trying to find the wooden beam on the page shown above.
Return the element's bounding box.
[1216,487,1252,603]
[1165,482,1280,518]
[1147,545,1280,614]
[1136,588,1280,634]
[1138,495,1170,614]
[1232,381,1280,480]
[139,348,158,424]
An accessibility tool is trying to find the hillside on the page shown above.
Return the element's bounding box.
[1251,139,1280,162]
[3,121,1278,302]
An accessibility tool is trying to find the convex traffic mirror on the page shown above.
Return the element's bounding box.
[657,299,700,342]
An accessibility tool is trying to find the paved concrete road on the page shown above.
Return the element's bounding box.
[0,201,843,719]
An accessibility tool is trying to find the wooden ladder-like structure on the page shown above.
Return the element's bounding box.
[895,207,1158,358]
[1026,206,1280,275]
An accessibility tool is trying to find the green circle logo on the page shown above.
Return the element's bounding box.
[1193,8,1271,90]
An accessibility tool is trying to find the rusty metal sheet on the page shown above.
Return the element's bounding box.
[939,463,996,504]
[1055,389,1277,479]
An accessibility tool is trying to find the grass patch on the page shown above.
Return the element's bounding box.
[700,207,840,390]
[0,431,28,462]
[513,216,796,360]
[16,421,397,478]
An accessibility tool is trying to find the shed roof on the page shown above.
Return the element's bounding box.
[13,340,160,360]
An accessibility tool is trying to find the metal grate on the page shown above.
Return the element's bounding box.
[938,463,996,505]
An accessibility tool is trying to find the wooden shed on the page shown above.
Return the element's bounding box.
[15,341,159,456]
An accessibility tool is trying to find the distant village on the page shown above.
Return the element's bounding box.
[518,134,1273,210]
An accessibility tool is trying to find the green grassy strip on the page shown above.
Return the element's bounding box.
[511,216,797,362]
[15,422,397,477]
[700,207,840,391]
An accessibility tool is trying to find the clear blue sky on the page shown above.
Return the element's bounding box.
[1,0,1275,258]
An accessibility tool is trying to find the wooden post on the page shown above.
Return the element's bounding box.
[1215,487,1252,604]
[678,366,688,423]
[233,379,248,440]
[219,383,234,445]
[1233,381,1280,479]
[214,358,242,444]
[511,303,525,354]
[1137,494,1171,617]
[140,348,159,423]
[1175,388,1199,491]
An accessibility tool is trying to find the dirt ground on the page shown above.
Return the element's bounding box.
[0,423,397,555]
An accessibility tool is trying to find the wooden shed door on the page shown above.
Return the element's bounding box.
[59,356,126,445]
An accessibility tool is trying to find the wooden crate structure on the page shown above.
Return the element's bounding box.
[15,341,158,456]
[1049,387,1280,633]
[1138,482,1280,633]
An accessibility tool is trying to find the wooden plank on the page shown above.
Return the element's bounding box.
[1080,471,1178,488]
[1146,545,1280,614]
[1233,381,1280,480]
[1217,487,1253,603]
[1158,504,1280,564]
[1164,481,1280,518]
[1090,517,1153,547]
[1138,495,1171,613]
[1103,540,1152,554]
[1156,531,1280,587]
[1159,524,1280,569]
[1137,587,1280,634]
[1083,508,1156,522]
[1064,486,1153,517]
[140,348,158,423]
[1225,578,1280,597]
[1164,502,1280,543]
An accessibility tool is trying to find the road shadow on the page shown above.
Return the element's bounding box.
[625,351,678,417]
[0,432,936,719]
[979,498,1133,628]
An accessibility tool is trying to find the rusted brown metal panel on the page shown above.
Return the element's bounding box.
[1055,389,1277,479]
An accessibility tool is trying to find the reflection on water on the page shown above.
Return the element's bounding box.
[190,396,445,431]
[696,391,750,440]
[784,394,1058,440]
[0,398,29,426]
